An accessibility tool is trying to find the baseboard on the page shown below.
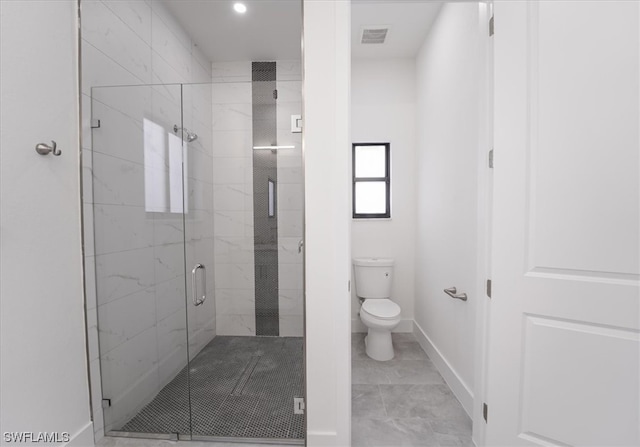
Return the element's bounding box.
[351,318,413,333]
[65,421,94,447]
[306,430,339,446]
[413,320,474,417]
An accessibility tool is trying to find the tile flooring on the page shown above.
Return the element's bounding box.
[352,333,473,447]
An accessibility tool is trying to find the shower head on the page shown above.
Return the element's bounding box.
[173,124,198,143]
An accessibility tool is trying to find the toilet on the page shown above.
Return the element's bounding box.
[353,258,401,361]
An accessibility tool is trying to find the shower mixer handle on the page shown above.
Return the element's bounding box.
[192,264,206,306]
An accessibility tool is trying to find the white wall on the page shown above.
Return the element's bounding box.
[0,1,94,445]
[351,58,416,333]
[413,2,483,416]
[80,0,214,435]
[303,1,352,445]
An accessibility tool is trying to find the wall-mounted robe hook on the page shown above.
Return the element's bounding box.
[35,140,61,156]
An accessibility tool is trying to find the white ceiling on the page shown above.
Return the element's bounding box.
[161,0,442,63]
[351,1,443,59]
[162,0,303,63]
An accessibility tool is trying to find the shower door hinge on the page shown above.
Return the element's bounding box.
[489,15,494,36]
[486,279,492,298]
[488,149,494,168]
[294,397,305,414]
[483,402,488,422]
[101,398,111,408]
[91,119,101,129]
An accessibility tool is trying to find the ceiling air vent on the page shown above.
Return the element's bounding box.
[361,27,388,44]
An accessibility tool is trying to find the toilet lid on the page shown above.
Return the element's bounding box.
[362,299,401,320]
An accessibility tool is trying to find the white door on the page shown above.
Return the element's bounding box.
[487,1,639,446]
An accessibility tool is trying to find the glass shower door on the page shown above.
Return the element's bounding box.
[182,78,305,442]
[91,84,192,438]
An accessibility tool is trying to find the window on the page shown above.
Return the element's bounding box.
[352,143,390,218]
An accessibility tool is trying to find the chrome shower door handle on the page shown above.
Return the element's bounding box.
[192,264,206,306]
[444,287,468,301]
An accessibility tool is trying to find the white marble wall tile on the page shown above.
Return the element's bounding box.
[81,0,151,83]
[214,184,251,211]
[275,80,302,103]
[98,287,156,354]
[275,166,303,185]
[279,289,304,316]
[91,104,144,164]
[150,2,192,52]
[214,237,255,264]
[213,82,252,105]
[277,237,303,264]
[155,276,185,321]
[279,264,303,290]
[151,49,187,88]
[154,243,185,283]
[216,314,255,336]
[192,45,211,79]
[215,289,256,316]
[214,211,249,237]
[212,131,252,158]
[83,204,96,257]
[95,247,155,304]
[276,60,302,81]
[156,309,187,360]
[81,42,143,96]
[278,210,303,238]
[92,88,149,129]
[152,214,184,246]
[277,184,303,211]
[214,263,255,290]
[213,104,252,131]
[157,343,188,389]
[211,61,252,82]
[94,205,154,255]
[212,156,251,184]
[92,153,145,207]
[151,14,191,82]
[185,211,214,242]
[277,101,303,132]
[279,316,303,337]
[101,0,152,45]
[187,148,214,183]
[100,325,158,403]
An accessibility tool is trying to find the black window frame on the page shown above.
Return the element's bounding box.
[352,142,391,219]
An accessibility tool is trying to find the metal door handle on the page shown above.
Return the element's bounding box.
[192,264,206,306]
[35,140,61,156]
[444,287,467,301]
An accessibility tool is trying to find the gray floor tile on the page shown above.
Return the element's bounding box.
[378,360,444,385]
[379,385,470,423]
[393,341,430,361]
[352,417,438,447]
[352,361,391,385]
[391,333,418,343]
[352,385,387,418]
[434,432,475,447]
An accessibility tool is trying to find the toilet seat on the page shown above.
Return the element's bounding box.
[361,299,401,320]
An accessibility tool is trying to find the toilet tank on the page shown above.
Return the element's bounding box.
[353,258,394,299]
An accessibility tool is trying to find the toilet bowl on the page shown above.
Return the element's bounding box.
[360,298,401,361]
[353,258,401,361]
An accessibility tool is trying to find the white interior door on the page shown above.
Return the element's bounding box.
[487,1,640,446]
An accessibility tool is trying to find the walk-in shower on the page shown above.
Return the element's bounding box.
[88,73,304,443]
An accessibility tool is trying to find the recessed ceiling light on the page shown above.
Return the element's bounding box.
[233,3,247,14]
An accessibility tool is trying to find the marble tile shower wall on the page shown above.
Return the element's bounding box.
[211,61,303,337]
[80,1,214,438]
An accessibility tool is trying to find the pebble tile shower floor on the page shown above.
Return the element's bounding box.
[119,336,305,441]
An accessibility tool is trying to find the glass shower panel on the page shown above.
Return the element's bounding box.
[91,84,191,437]
[183,78,305,442]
